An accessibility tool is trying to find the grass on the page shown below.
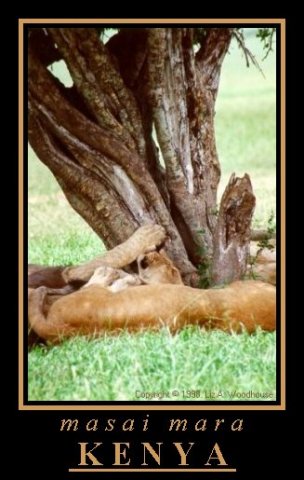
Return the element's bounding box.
[216,29,276,227]
[28,29,277,402]
[28,328,275,401]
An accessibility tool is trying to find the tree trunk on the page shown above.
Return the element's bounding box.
[28,27,255,286]
[211,174,256,285]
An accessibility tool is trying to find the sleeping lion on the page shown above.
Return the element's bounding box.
[28,224,167,291]
[28,280,276,344]
[28,225,276,344]
[28,249,183,344]
[83,249,183,291]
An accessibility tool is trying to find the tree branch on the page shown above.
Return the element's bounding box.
[147,28,226,260]
[107,29,170,206]
[196,28,233,97]
[28,28,61,66]
[28,47,197,279]
[47,28,146,157]
[28,101,138,248]
[250,229,276,241]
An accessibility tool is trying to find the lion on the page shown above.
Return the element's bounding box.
[248,244,276,285]
[28,264,77,293]
[28,280,276,344]
[63,224,167,284]
[28,226,277,345]
[28,249,182,344]
[137,250,183,285]
[250,262,276,286]
[83,266,142,292]
[83,250,183,292]
[28,224,167,291]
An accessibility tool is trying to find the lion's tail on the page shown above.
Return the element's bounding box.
[28,287,59,342]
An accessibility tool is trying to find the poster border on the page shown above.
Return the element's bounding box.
[19,17,286,411]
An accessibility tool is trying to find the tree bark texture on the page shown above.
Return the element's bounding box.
[211,174,256,284]
[28,27,255,286]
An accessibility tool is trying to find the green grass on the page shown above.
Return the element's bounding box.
[216,31,276,227]
[29,328,276,401]
[28,29,277,402]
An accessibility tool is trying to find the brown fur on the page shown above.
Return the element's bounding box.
[256,248,276,264]
[28,224,167,291]
[137,250,183,285]
[248,245,276,285]
[83,251,183,292]
[83,266,142,292]
[28,264,69,289]
[28,250,179,344]
[63,224,167,283]
[28,287,66,346]
[251,263,276,285]
[28,280,276,344]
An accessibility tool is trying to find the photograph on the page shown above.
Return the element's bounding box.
[25,22,280,404]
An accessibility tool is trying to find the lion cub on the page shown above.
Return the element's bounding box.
[84,250,183,292]
[137,249,183,285]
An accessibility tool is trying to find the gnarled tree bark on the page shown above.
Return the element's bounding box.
[211,174,256,285]
[28,27,255,286]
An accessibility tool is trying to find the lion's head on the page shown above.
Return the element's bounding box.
[137,250,183,285]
